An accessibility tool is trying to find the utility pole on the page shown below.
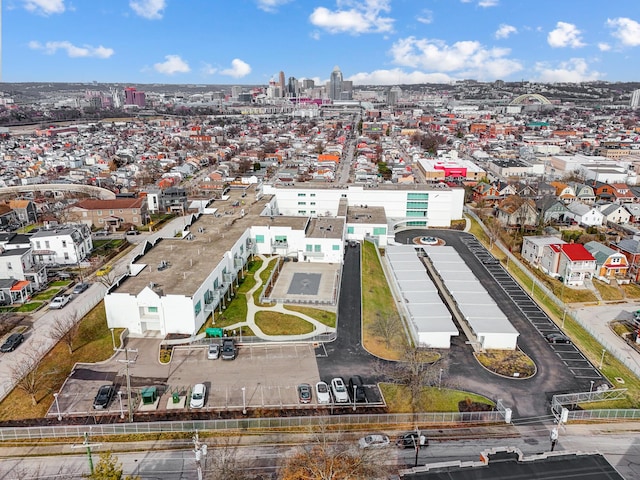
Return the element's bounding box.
[192,430,208,480]
[115,347,138,422]
[71,431,101,475]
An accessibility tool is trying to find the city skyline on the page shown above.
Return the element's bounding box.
[3,0,640,85]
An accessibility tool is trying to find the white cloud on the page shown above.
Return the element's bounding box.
[478,0,498,7]
[547,21,585,48]
[389,36,522,80]
[534,58,602,83]
[598,42,611,51]
[201,63,217,75]
[607,17,640,47]
[221,59,252,78]
[309,0,394,35]
[154,54,190,75]
[348,68,453,85]
[256,0,291,12]
[495,24,517,39]
[130,0,166,20]
[22,0,65,15]
[28,40,114,58]
[416,9,433,25]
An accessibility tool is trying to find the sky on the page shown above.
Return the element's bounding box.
[3,0,640,86]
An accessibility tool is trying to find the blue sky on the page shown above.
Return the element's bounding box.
[3,0,640,85]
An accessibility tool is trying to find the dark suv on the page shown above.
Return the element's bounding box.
[93,384,115,409]
[221,338,237,360]
[348,375,366,403]
[0,333,24,353]
[396,432,429,449]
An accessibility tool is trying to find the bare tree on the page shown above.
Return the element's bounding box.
[204,437,253,480]
[279,424,388,480]
[369,313,401,349]
[375,348,447,414]
[48,309,81,354]
[8,344,56,406]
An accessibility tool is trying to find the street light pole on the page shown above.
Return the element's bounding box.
[110,328,116,351]
[438,368,443,390]
[53,392,62,421]
[589,380,594,393]
[353,385,357,411]
[117,391,124,419]
[599,348,606,369]
[242,387,246,415]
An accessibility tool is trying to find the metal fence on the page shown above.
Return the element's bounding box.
[188,332,337,346]
[0,411,506,441]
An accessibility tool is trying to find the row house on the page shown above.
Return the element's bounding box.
[536,196,571,224]
[611,239,640,283]
[521,236,566,267]
[540,243,596,287]
[583,241,629,282]
[565,202,604,227]
[495,196,538,229]
[69,198,148,231]
[599,203,632,225]
[30,224,93,266]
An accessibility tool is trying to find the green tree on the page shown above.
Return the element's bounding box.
[86,451,140,480]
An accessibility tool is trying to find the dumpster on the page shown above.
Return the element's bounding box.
[206,327,224,338]
[172,392,180,404]
[141,386,158,405]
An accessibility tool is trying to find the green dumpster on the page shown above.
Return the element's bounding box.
[206,327,224,338]
[141,386,158,405]
[172,392,180,404]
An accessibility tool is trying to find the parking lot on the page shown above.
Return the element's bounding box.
[47,338,385,419]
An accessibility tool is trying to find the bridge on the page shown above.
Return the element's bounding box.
[509,93,552,105]
[0,184,116,199]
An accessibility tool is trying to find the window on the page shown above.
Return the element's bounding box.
[194,301,202,316]
[148,306,158,313]
[6,262,11,271]
[119,209,123,213]
[297,193,306,197]
[306,244,313,252]
[133,209,138,214]
[407,192,429,200]
[314,245,321,252]
[98,219,104,224]
[298,201,306,205]
[310,211,316,215]
[275,235,287,242]
[373,227,387,236]
[347,226,354,234]
[255,235,264,244]
[310,202,316,205]
[298,210,307,215]
[332,245,340,251]
[36,241,41,249]
[133,217,138,223]
[62,240,67,248]
[45,241,50,249]
[98,210,102,215]
[109,210,114,215]
[310,193,316,197]
[64,252,69,260]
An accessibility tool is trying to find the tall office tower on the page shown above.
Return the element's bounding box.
[387,85,402,106]
[287,76,298,97]
[631,89,640,109]
[124,87,146,107]
[341,80,353,100]
[231,86,243,99]
[329,66,343,101]
[279,71,286,97]
[302,79,315,90]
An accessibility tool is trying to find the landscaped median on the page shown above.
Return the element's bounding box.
[380,384,495,414]
[361,240,407,360]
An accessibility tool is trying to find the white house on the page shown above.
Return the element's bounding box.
[566,202,604,227]
[521,236,566,267]
[30,224,93,266]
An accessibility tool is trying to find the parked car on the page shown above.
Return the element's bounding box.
[72,282,90,295]
[125,229,140,236]
[93,384,115,409]
[96,265,112,277]
[94,230,110,237]
[207,343,220,360]
[358,434,390,449]
[315,381,331,404]
[0,333,24,353]
[545,333,571,344]
[221,338,236,360]
[297,383,312,404]
[331,377,349,403]
[190,383,206,408]
[396,432,429,449]
[49,295,70,309]
[348,375,366,403]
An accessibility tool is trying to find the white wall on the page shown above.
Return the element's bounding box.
[479,332,519,350]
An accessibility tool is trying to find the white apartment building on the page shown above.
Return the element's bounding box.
[30,225,93,266]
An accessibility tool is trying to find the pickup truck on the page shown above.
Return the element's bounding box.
[49,295,70,309]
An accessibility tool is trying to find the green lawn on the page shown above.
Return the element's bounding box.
[361,241,406,360]
[255,311,314,335]
[284,305,336,328]
[380,384,495,413]
[32,288,63,301]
